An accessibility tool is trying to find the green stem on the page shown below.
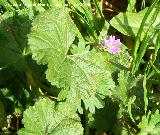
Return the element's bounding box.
[84,109,89,135]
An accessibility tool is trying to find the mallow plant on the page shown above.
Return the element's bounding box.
[0,0,160,134]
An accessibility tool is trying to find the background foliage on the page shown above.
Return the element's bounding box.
[0,0,160,134]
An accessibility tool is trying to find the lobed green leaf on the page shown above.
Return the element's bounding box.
[18,98,83,135]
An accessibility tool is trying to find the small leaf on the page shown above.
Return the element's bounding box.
[18,98,83,135]
[113,71,143,105]
[138,110,160,135]
[0,9,33,70]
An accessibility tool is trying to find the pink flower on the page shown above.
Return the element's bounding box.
[101,35,122,54]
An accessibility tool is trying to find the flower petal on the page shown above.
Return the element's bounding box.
[100,35,122,54]
[114,39,121,46]
[108,46,121,54]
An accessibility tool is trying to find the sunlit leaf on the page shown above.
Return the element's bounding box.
[18,98,83,135]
